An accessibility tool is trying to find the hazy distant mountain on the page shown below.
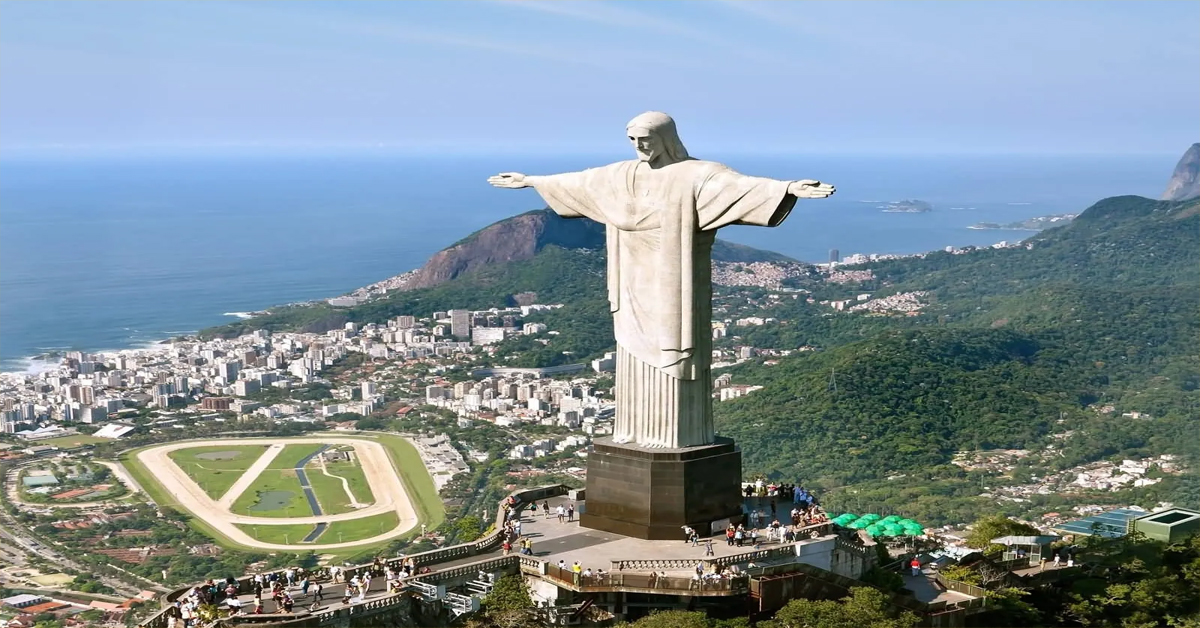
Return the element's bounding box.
[1162,143,1200,201]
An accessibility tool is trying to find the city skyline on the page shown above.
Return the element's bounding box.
[1,0,1197,156]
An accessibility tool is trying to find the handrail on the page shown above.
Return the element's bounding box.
[138,484,571,627]
[933,573,990,600]
[609,522,833,572]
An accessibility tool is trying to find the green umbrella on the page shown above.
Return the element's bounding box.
[861,514,882,522]
[904,526,924,535]
[838,513,859,522]
[898,519,917,527]
[883,515,902,523]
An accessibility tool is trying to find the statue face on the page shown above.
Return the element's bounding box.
[628,127,661,162]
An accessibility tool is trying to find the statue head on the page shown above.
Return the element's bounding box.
[626,111,689,166]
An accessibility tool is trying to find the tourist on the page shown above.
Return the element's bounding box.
[313,582,323,602]
[726,524,736,546]
[567,504,575,522]
[342,591,352,606]
[503,539,512,555]
[735,525,745,547]
[1053,551,1061,566]
[556,504,566,523]
[705,538,715,556]
[309,600,322,612]
[682,525,695,544]
[583,567,593,584]
[572,561,582,585]
[910,558,921,577]
[557,559,567,573]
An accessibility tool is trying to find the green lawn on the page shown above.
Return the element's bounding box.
[305,456,375,515]
[268,444,326,470]
[229,469,316,518]
[232,511,400,545]
[43,434,109,447]
[365,432,445,532]
[167,445,269,499]
[120,434,445,562]
[234,522,319,545]
[321,511,400,543]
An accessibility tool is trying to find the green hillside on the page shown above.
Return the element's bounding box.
[715,196,1199,521]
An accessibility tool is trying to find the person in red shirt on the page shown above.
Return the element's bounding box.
[910,558,921,577]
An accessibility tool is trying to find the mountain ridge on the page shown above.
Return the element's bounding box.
[400,208,798,291]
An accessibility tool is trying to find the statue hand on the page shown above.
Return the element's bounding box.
[487,172,529,189]
[789,180,836,199]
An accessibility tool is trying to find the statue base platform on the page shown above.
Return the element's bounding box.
[579,436,744,540]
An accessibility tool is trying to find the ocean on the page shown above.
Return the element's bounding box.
[0,151,1178,372]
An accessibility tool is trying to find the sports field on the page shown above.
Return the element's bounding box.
[167,445,269,499]
[120,434,444,554]
[229,469,313,518]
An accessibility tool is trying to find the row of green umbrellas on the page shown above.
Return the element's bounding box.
[831,513,924,537]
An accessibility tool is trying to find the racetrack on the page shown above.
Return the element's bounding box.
[135,437,419,551]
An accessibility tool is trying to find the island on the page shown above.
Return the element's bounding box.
[881,199,932,213]
[969,213,1078,231]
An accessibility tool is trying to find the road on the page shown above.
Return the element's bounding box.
[136,437,419,551]
[0,517,144,597]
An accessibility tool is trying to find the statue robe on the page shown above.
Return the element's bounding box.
[532,159,796,448]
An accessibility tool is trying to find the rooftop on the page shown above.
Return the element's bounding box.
[1055,508,1145,538]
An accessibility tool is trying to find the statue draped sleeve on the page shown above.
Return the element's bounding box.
[529,163,633,315]
[694,165,797,231]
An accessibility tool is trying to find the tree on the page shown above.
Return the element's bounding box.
[475,574,535,628]
[454,515,483,542]
[624,610,713,628]
[761,587,919,628]
[965,515,1040,553]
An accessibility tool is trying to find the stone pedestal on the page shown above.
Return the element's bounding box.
[579,437,744,540]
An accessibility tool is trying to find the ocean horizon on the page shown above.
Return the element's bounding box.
[0,151,1180,372]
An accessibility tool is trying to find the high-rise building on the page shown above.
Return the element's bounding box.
[829,248,840,264]
[217,360,241,382]
[450,309,472,339]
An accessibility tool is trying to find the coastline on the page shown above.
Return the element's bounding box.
[0,231,1038,375]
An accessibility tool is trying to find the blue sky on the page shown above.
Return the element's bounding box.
[2,0,1197,155]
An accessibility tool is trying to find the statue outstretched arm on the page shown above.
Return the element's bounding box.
[487,173,544,189]
[787,179,836,199]
[695,167,836,231]
[488,164,625,225]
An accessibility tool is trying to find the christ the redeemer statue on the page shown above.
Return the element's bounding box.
[488,112,834,450]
